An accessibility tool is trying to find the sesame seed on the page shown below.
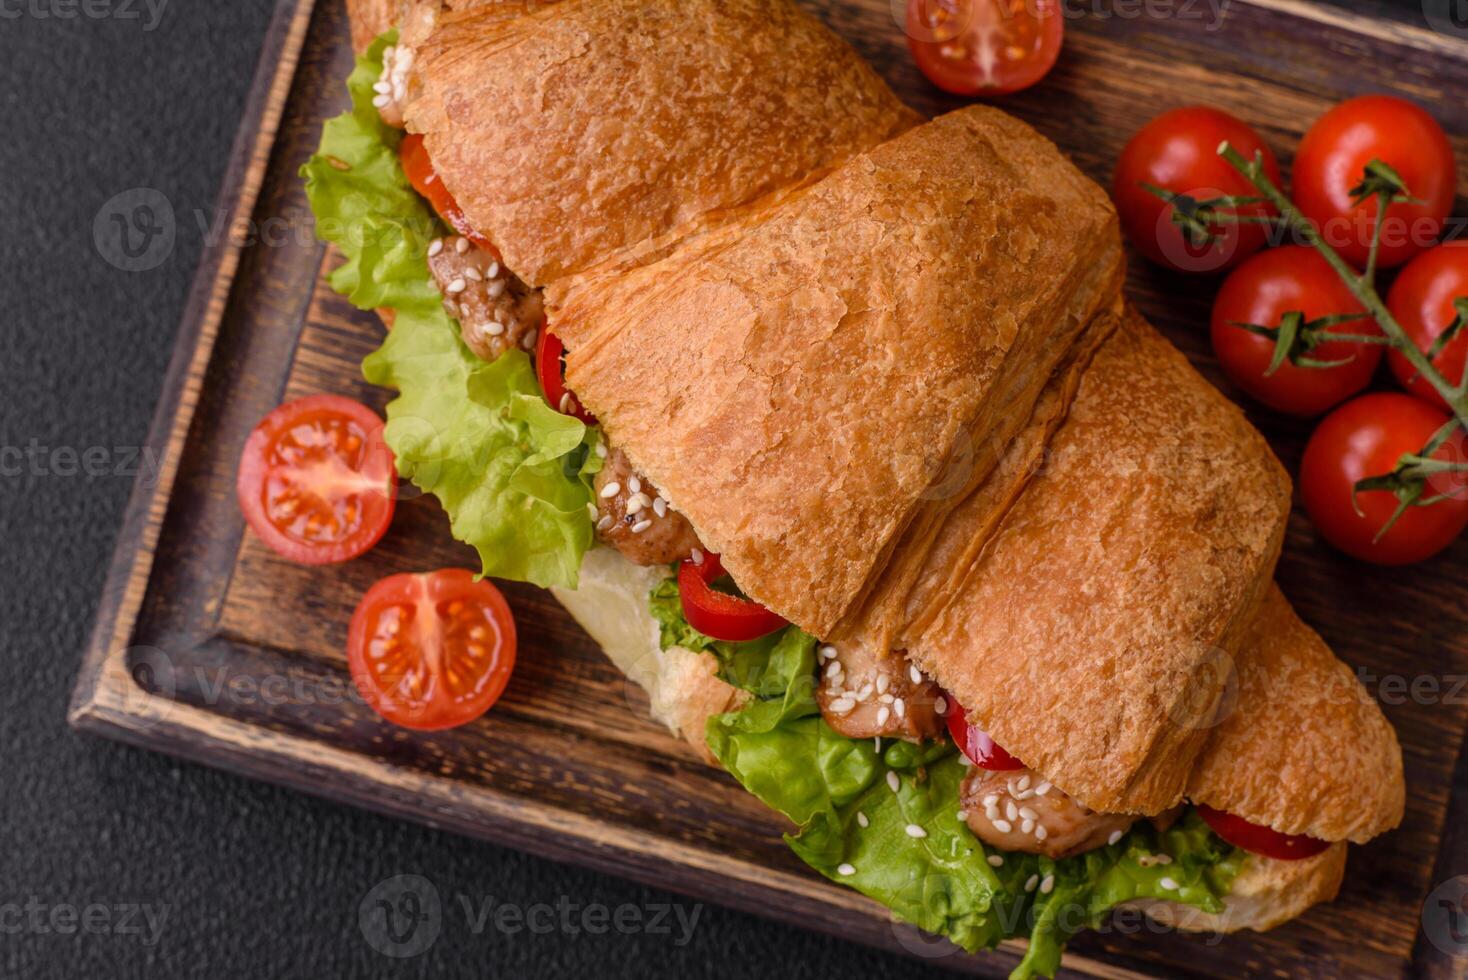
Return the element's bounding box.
[1005,801,1018,822]
[373,80,391,94]
[993,819,1012,833]
[653,497,667,518]
[858,683,873,700]
[874,737,882,753]
[559,393,574,413]
[819,644,837,660]
[486,261,500,278]
[1156,854,1172,866]
[1035,825,1048,841]
[985,806,1000,822]
[1040,875,1054,895]
[599,482,621,498]
[464,267,482,282]
[626,496,646,515]
[876,706,891,726]
[857,811,869,828]
[486,280,506,298]
[1108,830,1123,846]
[825,661,842,678]
[631,520,652,534]
[690,548,704,564]
[1160,877,1179,891]
[1021,819,1036,835]
[628,476,641,494]
[909,664,922,685]
[876,674,889,695]
[585,502,597,519]
[828,698,854,714]
[905,824,927,839]
[596,516,612,531]
[521,330,537,350]
[485,321,505,336]
[986,854,1004,867]
[594,442,607,459]
[446,278,467,295]
[956,809,968,821]
[837,863,855,876]
[428,239,444,257]
[1019,806,1037,821]
[1024,874,1038,893]
[982,794,998,808]
[935,697,947,715]
[1017,775,1030,791]
[1035,782,1051,796]
[894,698,906,719]
[879,693,894,705]
[887,771,900,793]
[372,94,390,108]
[455,237,469,254]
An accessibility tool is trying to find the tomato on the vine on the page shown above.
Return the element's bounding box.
[1113,107,1281,274]
[1300,393,1468,565]
[1292,95,1456,270]
[1210,245,1382,416]
[1387,240,1468,412]
[905,0,1063,98]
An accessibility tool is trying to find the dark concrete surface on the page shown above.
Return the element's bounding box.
[0,1,1447,978]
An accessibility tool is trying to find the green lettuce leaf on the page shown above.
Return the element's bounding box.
[301,32,600,588]
[706,632,1242,979]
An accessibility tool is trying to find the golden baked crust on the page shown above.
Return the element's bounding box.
[1127,843,1346,933]
[1187,584,1405,843]
[549,107,1120,639]
[907,308,1292,816]
[403,0,920,286]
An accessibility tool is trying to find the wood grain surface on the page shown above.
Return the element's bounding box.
[69,0,1468,977]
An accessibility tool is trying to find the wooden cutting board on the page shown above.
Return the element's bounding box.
[69,1,1468,976]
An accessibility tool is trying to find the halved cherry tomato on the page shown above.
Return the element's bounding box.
[1293,95,1456,270]
[1113,107,1281,274]
[236,394,396,565]
[347,569,517,731]
[535,326,597,425]
[398,133,497,253]
[1300,393,1468,565]
[944,699,1024,770]
[1197,805,1331,861]
[1387,240,1468,412]
[677,553,787,643]
[1210,245,1382,416]
[905,0,1063,98]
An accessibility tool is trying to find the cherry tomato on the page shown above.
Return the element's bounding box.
[398,133,497,253]
[944,699,1024,770]
[905,0,1063,98]
[1113,107,1281,274]
[1387,240,1468,412]
[535,326,597,425]
[236,394,397,565]
[1197,806,1331,861]
[1300,393,1468,565]
[677,554,788,643]
[1293,95,1456,270]
[347,569,517,730]
[1210,245,1382,416]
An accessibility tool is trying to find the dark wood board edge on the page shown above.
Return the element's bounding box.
[65,1,1468,977]
[67,0,319,726]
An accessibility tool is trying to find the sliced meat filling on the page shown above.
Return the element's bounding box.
[816,644,944,742]
[960,766,1137,860]
[429,235,544,362]
[594,446,702,566]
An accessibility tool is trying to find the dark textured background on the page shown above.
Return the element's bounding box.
[0,1,1445,977]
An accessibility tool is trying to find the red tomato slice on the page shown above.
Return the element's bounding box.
[347,569,517,731]
[397,133,498,253]
[944,699,1024,770]
[236,394,397,565]
[1300,393,1468,566]
[535,326,597,425]
[1113,107,1281,274]
[1210,245,1382,417]
[1387,240,1468,412]
[906,0,1063,97]
[677,554,788,643]
[1196,805,1331,861]
[1293,95,1456,270]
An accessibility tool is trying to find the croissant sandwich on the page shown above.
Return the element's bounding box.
[302,1,1405,974]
